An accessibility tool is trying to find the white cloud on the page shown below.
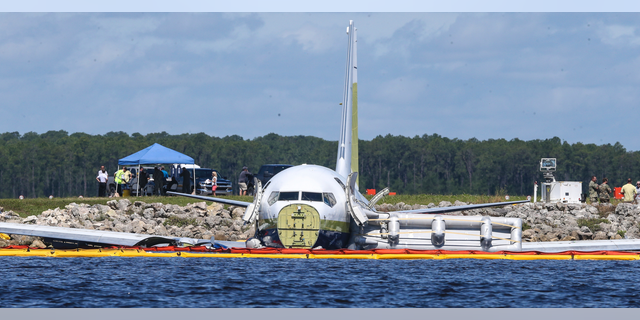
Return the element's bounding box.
[4,13,640,151]
[597,24,640,46]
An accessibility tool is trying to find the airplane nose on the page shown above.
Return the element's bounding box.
[276,204,320,248]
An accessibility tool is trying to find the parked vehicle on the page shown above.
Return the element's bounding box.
[170,168,233,196]
[105,166,232,196]
[255,164,293,186]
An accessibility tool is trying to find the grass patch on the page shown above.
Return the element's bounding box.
[522,223,531,231]
[163,216,197,228]
[0,195,254,218]
[618,230,626,238]
[577,218,609,233]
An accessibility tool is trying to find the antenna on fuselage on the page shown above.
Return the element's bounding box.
[336,20,358,184]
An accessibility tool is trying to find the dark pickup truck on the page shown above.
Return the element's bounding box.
[170,168,233,196]
[254,164,293,186]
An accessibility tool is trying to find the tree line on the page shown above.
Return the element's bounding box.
[0,130,637,198]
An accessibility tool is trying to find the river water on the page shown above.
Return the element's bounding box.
[1,257,639,308]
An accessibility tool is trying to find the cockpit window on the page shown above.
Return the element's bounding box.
[267,191,335,207]
[323,193,336,207]
[267,191,279,206]
[278,191,299,201]
[301,192,322,202]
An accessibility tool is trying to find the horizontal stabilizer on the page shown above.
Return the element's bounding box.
[167,191,252,208]
[389,200,530,215]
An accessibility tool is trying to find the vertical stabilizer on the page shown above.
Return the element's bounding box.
[351,26,358,186]
[336,21,358,180]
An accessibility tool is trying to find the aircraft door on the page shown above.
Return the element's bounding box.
[277,204,320,248]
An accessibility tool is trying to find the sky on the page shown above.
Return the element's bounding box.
[1,5,640,150]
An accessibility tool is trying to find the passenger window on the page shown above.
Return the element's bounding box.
[301,192,322,202]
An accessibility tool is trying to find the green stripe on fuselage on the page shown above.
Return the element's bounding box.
[351,82,358,186]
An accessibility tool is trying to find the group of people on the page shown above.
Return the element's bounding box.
[95,165,172,197]
[589,176,640,204]
[96,166,136,197]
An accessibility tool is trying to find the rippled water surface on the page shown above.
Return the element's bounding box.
[1,257,640,307]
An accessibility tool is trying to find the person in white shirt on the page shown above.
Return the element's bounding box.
[96,166,109,197]
[211,171,218,195]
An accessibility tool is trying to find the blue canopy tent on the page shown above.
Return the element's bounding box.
[118,143,195,196]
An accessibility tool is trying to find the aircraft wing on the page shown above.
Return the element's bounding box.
[0,222,187,248]
[166,191,252,207]
[388,200,530,215]
[0,221,248,249]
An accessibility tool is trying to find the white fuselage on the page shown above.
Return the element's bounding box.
[255,164,360,249]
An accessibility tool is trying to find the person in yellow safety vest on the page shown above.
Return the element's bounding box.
[114,167,127,196]
[621,178,637,203]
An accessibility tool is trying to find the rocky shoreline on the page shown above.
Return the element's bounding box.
[0,199,254,248]
[1,199,638,248]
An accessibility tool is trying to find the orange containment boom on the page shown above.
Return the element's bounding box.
[1,246,640,260]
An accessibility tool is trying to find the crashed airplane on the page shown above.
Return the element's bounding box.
[2,20,640,253]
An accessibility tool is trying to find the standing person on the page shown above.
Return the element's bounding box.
[123,167,131,191]
[153,167,164,196]
[161,166,170,193]
[238,166,251,196]
[211,171,218,195]
[96,166,108,197]
[121,167,130,195]
[599,178,612,203]
[114,167,125,196]
[139,168,148,196]
[588,176,599,204]
[621,178,637,203]
[635,181,640,204]
[161,166,169,180]
[180,166,191,194]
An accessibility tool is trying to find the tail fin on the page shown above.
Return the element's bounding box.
[336,20,358,181]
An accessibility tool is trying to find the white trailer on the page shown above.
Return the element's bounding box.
[535,158,583,204]
[541,181,583,204]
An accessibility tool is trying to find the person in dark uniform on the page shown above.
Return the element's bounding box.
[139,168,148,196]
[599,178,612,203]
[180,166,191,194]
[153,166,164,196]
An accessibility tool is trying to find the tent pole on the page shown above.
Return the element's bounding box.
[193,167,195,195]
